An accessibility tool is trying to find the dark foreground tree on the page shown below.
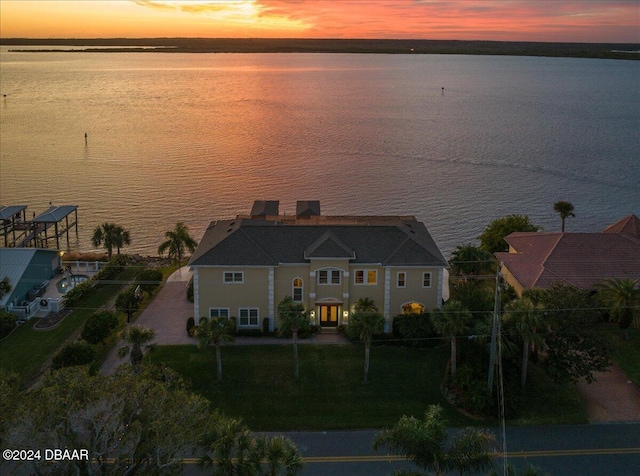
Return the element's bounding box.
[2,366,214,475]
[348,311,385,383]
[553,200,575,232]
[195,317,234,382]
[158,222,198,265]
[478,215,541,253]
[278,296,309,382]
[374,404,496,476]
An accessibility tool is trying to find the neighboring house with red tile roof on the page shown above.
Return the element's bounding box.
[496,215,640,295]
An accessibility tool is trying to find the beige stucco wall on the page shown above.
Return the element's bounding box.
[500,265,525,297]
[386,267,441,316]
[195,262,444,330]
[196,267,270,325]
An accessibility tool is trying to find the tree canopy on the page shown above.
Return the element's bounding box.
[478,215,541,254]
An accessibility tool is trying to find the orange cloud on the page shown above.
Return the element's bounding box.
[0,0,637,42]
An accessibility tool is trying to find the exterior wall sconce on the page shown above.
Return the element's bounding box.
[309,310,316,319]
[343,311,349,318]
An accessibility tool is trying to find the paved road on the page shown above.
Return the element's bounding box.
[182,423,640,475]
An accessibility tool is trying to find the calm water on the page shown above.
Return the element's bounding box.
[1,48,638,257]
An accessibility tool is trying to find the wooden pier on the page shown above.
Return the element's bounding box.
[0,205,79,249]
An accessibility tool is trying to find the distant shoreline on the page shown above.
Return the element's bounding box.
[1,38,639,60]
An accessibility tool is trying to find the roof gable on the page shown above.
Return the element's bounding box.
[304,231,355,259]
[603,214,640,238]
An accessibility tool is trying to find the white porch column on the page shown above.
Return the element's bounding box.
[193,268,200,324]
[268,267,275,332]
[384,267,391,332]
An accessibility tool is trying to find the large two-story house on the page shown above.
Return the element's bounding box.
[188,201,448,332]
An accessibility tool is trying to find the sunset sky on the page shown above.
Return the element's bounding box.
[1,0,638,43]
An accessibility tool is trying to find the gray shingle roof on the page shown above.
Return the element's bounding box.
[189,218,447,267]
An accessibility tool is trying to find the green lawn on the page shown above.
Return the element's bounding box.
[148,344,587,431]
[0,268,138,386]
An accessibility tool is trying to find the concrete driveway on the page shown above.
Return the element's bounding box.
[100,267,194,374]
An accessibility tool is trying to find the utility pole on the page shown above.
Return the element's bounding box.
[487,265,503,393]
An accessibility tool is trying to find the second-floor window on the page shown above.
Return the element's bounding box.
[318,269,341,285]
[422,272,432,288]
[355,269,378,285]
[397,272,406,288]
[223,271,244,283]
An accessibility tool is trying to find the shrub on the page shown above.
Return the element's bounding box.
[94,254,129,284]
[0,311,17,339]
[393,313,438,347]
[81,311,119,344]
[186,317,195,336]
[62,279,94,308]
[136,268,163,295]
[262,317,270,335]
[186,277,194,302]
[51,341,95,370]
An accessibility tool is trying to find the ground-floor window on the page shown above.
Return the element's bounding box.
[239,308,259,326]
[402,302,425,314]
[293,277,303,302]
[210,308,230,319]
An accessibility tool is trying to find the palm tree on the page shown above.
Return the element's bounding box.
[553,201,575,232]
[256,434,304,476]
[374,404,496,476]
[347,311,385,383]
[115,286,140,323]
[158,222,198,265]
[195,317,234,382]
[504,298,543,388]
[118,325,155,369]
[278,296,308,382]
[354,297,378,313]
[432,300,472,378]
[112,225,131,256]
[596,277,640,340]
[92,222,131,258]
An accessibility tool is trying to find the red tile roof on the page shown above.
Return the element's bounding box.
[496,216,640,290]
[602,214,640,238]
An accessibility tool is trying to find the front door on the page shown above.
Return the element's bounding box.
[319,305,339,327]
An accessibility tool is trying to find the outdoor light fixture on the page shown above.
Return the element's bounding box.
[343,311,349,318]
[309,310,315,318]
